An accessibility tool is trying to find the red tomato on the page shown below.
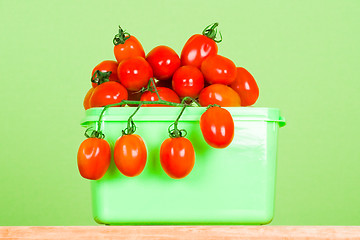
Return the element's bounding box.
[198,84,241,107]
[230,67,259,106]
[91,60,119,88]
[146,45,181,80]
[90,81,128,108]
[140,87,180,107]
[114,36,145,63]
[201,55,237,85]
[77,138,111,180]
[83,88,94,110]
[200,107,234,148]
[117,57,153,91]
[181,34,218,68]
[172,66,204,98]
[160,137,195,179]
[114,134,147,177]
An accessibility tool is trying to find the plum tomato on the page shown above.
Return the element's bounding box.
[200,106,234,148]
[180,23,222,68]
[140,87,180,107]
[201,55,237,85]
[113,26,145,63]
[146,45,181,81]
[160,137,195,179]
[114,134,147,177]
[172,66,204,98]
[83,88,94,110]
[180,34,218,68]
[90,81,128,108]
[77,137,111,180]
[91,60,119,88]
[117,57,153,91]
[198,84,241,107]
[230,67,259,106]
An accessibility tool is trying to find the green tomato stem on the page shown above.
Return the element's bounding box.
[122,103,143,135]
[202,22,222,43]
[113,25,131,45]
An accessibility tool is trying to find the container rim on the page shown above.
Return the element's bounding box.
[80,107,286,127]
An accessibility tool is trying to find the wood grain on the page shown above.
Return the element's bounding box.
[0,226,359,240]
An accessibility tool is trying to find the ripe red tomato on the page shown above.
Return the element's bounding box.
[198,84,241,107]
[83,88,94,110]
[200,106,234,148]
[114,35,145,63]
[140,87,180,107]
[146,45,181,80]
[77,138,111,180]
[114,134,147,177]
[172,66,204,98]
[160,137,195,179]
[91,60,119,88]
[201,55,237,85]
[230,67,259,106]
[181,34,218,68]
[90,81,128,108]
[117,57,153,91]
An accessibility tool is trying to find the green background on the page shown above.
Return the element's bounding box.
[0,0,359,226]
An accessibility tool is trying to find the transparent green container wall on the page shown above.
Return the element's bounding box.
[81,107,286,225]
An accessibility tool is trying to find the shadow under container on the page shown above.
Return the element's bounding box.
[80,107,286,225]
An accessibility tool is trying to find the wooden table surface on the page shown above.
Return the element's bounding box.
[1,226,360,240]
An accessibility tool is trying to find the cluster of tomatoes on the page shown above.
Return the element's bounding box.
[78,23,259,181]
[83,23,259,110]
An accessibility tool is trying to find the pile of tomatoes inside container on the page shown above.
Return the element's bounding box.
[84,23,258,109]
[78,23,259,181]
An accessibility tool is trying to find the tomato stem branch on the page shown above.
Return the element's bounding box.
[94,92,200,138]
[122,103,142,135]
[149,78,162,100]
[168,104,188,138]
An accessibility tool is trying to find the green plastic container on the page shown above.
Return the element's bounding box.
[80,107,285,225]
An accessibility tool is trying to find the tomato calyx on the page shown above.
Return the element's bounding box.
[113,25,131,45]
[91,70,111,86]
[206,104,221,110]
[202,22,222,43]
[122,104,142,136]
[84,127,105,139]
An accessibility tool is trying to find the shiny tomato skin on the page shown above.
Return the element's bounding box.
[83,88,94,110]
[201,55,237,85]
[180,34,218,68]
[230,67,259,106]
[146,45,181,80]
[91,60,119,88]
[160,137,195,179]
[114,134,147,177]
[117,57,153,91]
[77,138,111,180]
[198,84,241,107]
[114,36,145,63]
[140,87,180,107]
[90,81,128,108]
[200,107,234,148]
[172,66,204,98]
